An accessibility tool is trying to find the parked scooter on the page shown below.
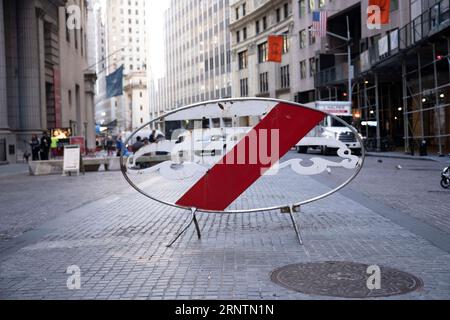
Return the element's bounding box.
[441,167,450,189]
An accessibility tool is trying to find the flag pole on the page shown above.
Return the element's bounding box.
[347,15,352,108]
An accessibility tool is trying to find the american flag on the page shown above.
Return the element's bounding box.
[312,11,327,38]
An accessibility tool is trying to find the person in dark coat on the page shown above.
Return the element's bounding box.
[132,136,145,153]
[30,135,40,161]
[116,137,123,157]
[40,132,51,161]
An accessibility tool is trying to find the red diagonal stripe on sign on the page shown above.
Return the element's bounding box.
[176,103,326,211]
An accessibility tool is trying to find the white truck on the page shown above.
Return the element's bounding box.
[295,101,362,156]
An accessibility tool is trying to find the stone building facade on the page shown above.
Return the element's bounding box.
[0,0,96,163]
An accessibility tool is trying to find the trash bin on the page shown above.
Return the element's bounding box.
[420,140,428,156]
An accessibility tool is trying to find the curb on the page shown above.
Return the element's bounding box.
[366,152,450,163]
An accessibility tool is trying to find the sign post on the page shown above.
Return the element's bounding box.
[63,145,81,176]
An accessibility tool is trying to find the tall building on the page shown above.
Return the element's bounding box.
[87,0,110,128]
[229,0,449,156]
[311,0,449,156]
[152,0,233,124]
[59,0,97,152]
[229,0,294,100]
[0,0,96,164]
[97,0,149,133]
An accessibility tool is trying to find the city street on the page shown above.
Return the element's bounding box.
[0,153,449,300]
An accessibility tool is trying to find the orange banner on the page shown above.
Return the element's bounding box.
[268,35,284,63]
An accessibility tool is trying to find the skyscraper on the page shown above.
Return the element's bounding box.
[96,0,149,133]
[152,0,233,122]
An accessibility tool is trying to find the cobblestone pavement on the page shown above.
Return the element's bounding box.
[0,153,449,300]
[317,154,450,235]
[0,169,128,245]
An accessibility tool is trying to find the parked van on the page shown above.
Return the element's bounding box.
[295,101,362,155]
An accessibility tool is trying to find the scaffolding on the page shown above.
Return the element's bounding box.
[315,0,450,156]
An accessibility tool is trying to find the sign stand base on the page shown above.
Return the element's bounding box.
[167,208,201,247]
[282,205,303,245]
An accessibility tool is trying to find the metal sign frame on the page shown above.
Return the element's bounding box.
[120,98,366,246]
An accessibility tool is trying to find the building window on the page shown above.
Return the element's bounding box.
[243,27,247,40]
[238,50,248,70]
[309,0,315,12]
[391,0,399,11]
[276,8,281,23]
[256,20,260,34]
[309,57,316,77]
[299,29,307,48]
[242,3,246,16]
[68,90,72,107]
[280,65,290,88]
[240,78,248,97]
[262,16,267,30]
[80,28,84,54]
[300,60,307,79]
[236,30,240,43]
[258,42,268,63]
[309,25,316,45]
[283,32,289,53]
[235,7,239,20]
[65,10,70,43]
[299,0,306,18]
[259,72,269,93]
[283,3,289,18]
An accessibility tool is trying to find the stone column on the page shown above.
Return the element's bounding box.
[17,0,41,131]
[0,0,8,130]
[84,71,98,152]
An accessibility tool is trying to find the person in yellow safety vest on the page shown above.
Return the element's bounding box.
[51,135,59,159]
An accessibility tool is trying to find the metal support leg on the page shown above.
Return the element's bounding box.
[283,205,304,246]
[166,208,201,248]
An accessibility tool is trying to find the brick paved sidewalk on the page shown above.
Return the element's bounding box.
[0,168,449,300]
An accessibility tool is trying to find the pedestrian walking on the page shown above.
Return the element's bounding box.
[40,132,51,161]
[23,151,31,163]
[106,136,115,157]
[51,133,59,159]
[29,135,40,161]
[149,130,157,144]
[116,136,123,157]
[132,136,145,153]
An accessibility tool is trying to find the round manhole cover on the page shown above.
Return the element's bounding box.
[270,261,423,298]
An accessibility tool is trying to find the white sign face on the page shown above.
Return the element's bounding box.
[63,145,80,172]
[121,98,365,213]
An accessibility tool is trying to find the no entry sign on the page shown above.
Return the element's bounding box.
[175,102,325,211]
[120,98,365,245]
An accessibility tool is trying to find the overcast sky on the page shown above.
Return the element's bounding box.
[146,0,170,80]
